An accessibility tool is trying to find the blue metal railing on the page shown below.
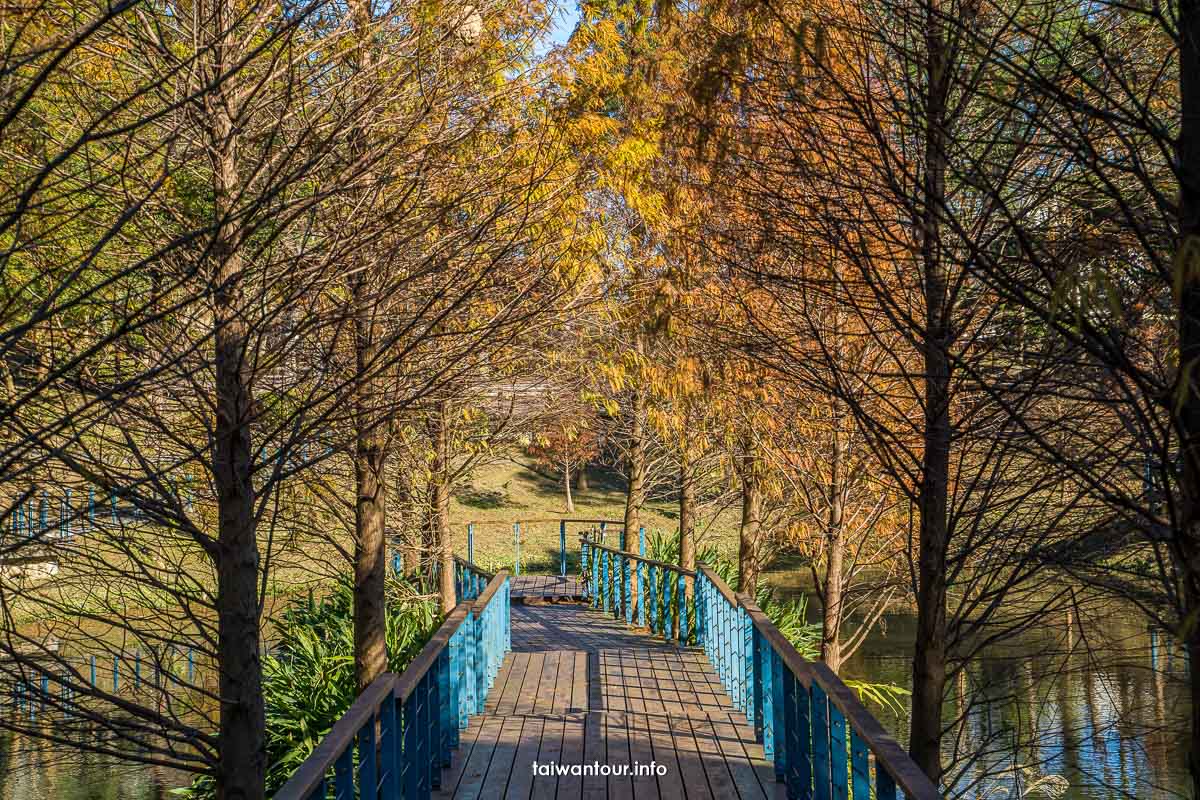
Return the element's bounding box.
[453,556,492,602]
[581,531,692,644]
[275,568,512,800]
[697,566,940,800]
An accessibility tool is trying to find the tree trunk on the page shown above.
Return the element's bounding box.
[564,459,575,513]
[821,419,846,673]
[352,349,388,691]
[348,0,389,694]
[1176,1,1200,794]
[624,386,647,542]
[207,16,265,794]
[679,447,696,636]
[430,401,455,613]
[908,4,951,782]
[737,433,763,595]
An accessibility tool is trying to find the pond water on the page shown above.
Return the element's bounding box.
[0,730,187,799]
[771,573,1190,800]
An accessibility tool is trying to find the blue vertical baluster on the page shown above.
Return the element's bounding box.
[468,523,475,564]
[39,491,47,537]
[513,522,521,576]
[559,520,567,576]
[601,550,610,613]
[333,735,354,798]
[813,682,832,800]
[112,655,119,692]
[403,693,419,798]
[381,689,400,798]
[875,765,897,800]
[774,649,790,782]
[678,572,688,645]
[648,564,658,634]
[749,620,761,733]
[788,667,806,795]
[357,715,377,800]
[581,537,590,601]
[830,703,848,800]
[89,656,97,687]
[591,542,601,608]
[850,728,870,799]
[663,569,675,642]
[623,554,632,626]
[637,528,646,628]
[88,488,95,532]
[599,520,606,544]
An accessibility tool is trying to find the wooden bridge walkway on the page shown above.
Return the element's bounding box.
[277,530,941,800]
[433,595,780,800]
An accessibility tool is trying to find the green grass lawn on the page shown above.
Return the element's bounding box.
[448,458,743,574]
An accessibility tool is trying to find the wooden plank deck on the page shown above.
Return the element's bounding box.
[435,601,783,800]
[508,575,584,601]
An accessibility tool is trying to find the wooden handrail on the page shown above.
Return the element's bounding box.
[391,605,471,704]
[472,569,511,612]
[698,563,738,605]
[274,671,398,799]
[583,537,697,576]
[453,554,494,580]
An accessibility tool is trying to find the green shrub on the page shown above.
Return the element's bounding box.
[176,577,440,798]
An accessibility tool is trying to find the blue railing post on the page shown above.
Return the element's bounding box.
[663,567,675,641]
[637,528,646,627]
[602,550,610,613]
[438,648,451,771]
[403,693,418,799]
[678,572,688,645]
[623,554,632,626]
[648,564,658,634]
[591,543,600,608]
[559,520,567,576]
[599,520,606,543]
[357,717,377,799]
[741,605,752,716]
[513,522,520,576]
[813,682,831,800]
[773,650,789,780]
[581,537,590,600]
[382,688,401,798]
[467,523,474,564]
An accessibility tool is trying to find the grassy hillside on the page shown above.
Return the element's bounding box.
[447,458,743,574]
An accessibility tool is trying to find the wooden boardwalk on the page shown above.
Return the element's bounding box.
[508,575,584,601]
[434,601,783,800]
